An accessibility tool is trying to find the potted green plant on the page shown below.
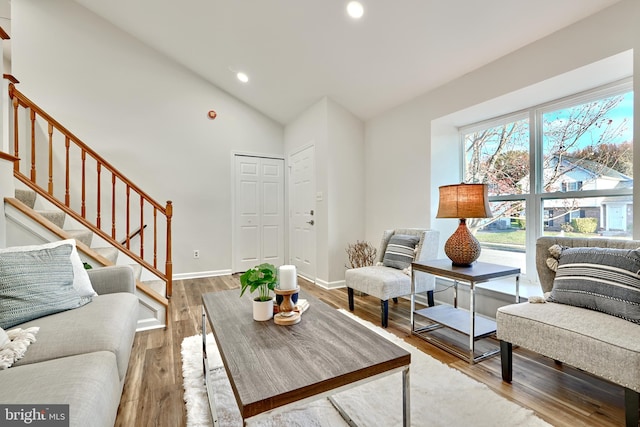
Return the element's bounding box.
[240,263,277,321]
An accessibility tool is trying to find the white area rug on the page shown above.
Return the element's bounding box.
[181,309,551,427]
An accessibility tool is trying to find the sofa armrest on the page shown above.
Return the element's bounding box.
[87,265,135,295]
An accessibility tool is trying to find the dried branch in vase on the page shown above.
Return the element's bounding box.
[345,241,377,269]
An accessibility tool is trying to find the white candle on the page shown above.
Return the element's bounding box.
[279,265,297,290]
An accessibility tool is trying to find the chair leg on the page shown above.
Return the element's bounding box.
[381,299,388,328]
[427,290,435,307]
[500,340,513,382]
[392,297,398,303]
[348,288,354,311]
[625,387,639,427]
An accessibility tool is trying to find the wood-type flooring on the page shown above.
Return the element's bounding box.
[115,275,628,427]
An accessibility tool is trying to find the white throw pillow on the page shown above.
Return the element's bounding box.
[0,239,97,297]
[0,326,39,370]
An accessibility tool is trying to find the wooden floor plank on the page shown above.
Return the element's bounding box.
[116,275,627,426]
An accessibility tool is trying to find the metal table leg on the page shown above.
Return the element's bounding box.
[410,270,416,331]
[202,308,220,426]
[469,281,475,365]
[403,366,410,427]
[453,280,458,308]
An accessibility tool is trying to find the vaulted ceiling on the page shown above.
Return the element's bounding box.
[72,0,620,125]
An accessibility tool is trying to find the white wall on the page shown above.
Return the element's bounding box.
[9,0,639,283]
[12,0,284,276]
[327,100,364,284]
[365,0,640,253]
[365,99,433,240]
[284,97,365,286]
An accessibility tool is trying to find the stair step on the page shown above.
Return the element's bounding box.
[66,229,94,247]
[129,264,142,282]
[143,280,166,297]
[14,189,37,208]
[37,210,65,228]
[94,247,119,264]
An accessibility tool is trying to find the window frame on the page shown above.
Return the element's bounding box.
[459,77,633,281]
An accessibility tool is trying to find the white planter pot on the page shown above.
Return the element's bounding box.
[253,298,274,321]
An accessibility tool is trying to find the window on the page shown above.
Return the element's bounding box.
[461,80,633,277]
[561,181,583,192]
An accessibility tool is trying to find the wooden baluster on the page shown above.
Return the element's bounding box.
[81,149,86,218]
[165,200,173,297]
[97,163,102,228]
[7,84,175,302]
[153,208,158,269]
[30,109,36,182]
[65,137,70,206]
[140,196,144,259]
[47,122,53,195]
[12,94,19,172]
[126,185,130,249]
[111,174,116,239]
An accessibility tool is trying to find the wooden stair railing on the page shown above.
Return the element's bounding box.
[8,83,173,297]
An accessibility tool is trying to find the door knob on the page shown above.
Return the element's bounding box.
[307,220,315,226]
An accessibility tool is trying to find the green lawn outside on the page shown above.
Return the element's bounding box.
[476,230,602,246]
[476,230,525,245]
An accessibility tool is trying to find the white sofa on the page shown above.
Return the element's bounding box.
[0,265,138,427]
[497,236,640,427]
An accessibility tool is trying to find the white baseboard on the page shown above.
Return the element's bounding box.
[173,269,232,281]
[172,270,348,292]
[136,319,165,332]
[313,278,345,290]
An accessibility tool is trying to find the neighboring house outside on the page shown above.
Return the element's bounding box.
[484,156,633,235]
[539,156,633,235]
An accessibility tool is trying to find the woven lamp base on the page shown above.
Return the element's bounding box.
[444,219,481,266]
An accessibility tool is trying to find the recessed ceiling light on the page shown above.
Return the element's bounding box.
[236,72,249,83]
[347,1,364,19]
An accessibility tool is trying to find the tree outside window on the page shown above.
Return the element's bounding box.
[461,83,633,274]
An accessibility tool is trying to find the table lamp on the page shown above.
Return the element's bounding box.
[436,183,492,266]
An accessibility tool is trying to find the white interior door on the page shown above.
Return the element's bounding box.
[234,155,284,272]
[289,146,316,281]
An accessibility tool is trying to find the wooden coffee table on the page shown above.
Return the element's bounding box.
[202,289,411,426]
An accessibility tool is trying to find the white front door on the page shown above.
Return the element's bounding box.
[233,155,285,273]
[289,145,316,281]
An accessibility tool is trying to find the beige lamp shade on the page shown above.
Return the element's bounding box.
[436,183,492,219]
[436,183,492,266]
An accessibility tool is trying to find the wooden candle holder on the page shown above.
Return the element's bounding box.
[273,287,301,325]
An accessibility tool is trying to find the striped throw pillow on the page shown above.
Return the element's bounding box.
[382,234,420,270]
[549,246,640,323]
[0,245,90,329]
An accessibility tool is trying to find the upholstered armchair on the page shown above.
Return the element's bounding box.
[345,229,439,327]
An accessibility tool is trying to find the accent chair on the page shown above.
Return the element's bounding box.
[345,228,439,327]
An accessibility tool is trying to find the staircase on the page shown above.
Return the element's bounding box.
[0,20,171,330]
[4,182,169,331]
[12,188,135,274]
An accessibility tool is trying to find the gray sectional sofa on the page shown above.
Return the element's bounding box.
[497,236,640,427]
[0,265,138,427]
